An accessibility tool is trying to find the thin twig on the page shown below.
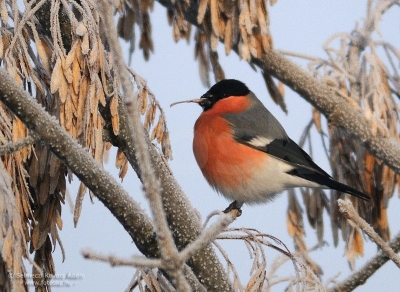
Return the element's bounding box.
[277,49,322,62]
[179,209,240,263]
[82,250,163,269]
[82,250,207,291]
[338,199,400,268]
[0,133,39,155]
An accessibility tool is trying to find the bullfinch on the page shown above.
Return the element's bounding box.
[171,79,370,209]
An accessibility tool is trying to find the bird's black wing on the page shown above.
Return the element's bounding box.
[264,138,330,176]
[240,137,370,201]
[266,138,369,200]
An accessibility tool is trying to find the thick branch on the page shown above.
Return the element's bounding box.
[0,68,160,259]
[34,0,72,52]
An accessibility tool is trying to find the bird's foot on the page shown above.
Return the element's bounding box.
[223,200,242,217]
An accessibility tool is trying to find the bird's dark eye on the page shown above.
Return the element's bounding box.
[199,98,212,110]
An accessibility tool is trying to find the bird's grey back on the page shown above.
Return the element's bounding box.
[222,92,288,142]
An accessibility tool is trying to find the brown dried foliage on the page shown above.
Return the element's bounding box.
[116,0,154,60]
[194,0,274,86]
[327,48,398,268]
[288,1,400,269]
[0,159,28,292]
[262,70,287,114]
[114,0,274,155]
[215,226,324,291]
[127,268,174,292]
[286,189,324,276]
[0,0,170,290]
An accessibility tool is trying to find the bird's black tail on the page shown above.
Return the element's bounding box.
[288,169,370,201]
[323,177,370,201]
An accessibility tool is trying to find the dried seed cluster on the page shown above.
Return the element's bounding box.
[194,0,274,86]
[118,0,275,87]
[116,0,154,61]
[286,1,400,268]
[0,0,170,289]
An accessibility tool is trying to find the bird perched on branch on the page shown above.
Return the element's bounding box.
[171,79,369,211]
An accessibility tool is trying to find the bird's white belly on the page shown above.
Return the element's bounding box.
[216,156,321,205]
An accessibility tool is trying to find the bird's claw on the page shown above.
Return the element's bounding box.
[223,200,242,216]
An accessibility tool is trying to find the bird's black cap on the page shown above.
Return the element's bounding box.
[200,79,250,110]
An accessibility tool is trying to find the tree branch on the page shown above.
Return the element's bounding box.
[82,249,207,291]
[179,210,241,263]
[338,199,400,268]
[0,133,38,155]
[0,67,160,261]
[82,250,163,268]
[97,1,189,290]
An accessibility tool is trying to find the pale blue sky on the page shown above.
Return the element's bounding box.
[42,1,400,291]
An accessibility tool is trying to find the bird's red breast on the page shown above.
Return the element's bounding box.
[193,95,267,195]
